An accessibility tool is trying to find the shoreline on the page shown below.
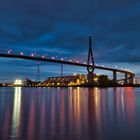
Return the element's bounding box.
[0,85,140,88]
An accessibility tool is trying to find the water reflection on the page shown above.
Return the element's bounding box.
[10,87,22,139]
[0,87,139,140]
[124,87,135,127]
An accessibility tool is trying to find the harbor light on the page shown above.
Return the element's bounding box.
[14,79,23,86]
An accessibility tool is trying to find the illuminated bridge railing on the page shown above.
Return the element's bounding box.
[0,50,87,64]
[0,50,134,74]
[0,52,135,78]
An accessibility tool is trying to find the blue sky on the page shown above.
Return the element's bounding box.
[0,0,140,82]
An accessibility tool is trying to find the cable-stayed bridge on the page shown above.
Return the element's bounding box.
[0,37,135,85]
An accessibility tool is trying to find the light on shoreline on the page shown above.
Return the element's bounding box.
[14,79,23,86]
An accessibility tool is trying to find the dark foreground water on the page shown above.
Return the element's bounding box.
[0,87,140,140]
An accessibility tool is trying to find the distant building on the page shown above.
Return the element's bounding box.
[44,74,86,86]
[24,74,112,87]
[25,78,41,87]
[0,83,13,87]
[92,74,113,86]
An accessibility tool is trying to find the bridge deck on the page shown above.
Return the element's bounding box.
[0,53,135,77]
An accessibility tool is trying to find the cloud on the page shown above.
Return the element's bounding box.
[0,0,140,81]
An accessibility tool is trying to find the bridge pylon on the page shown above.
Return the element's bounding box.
[36,61,40,82]
[87,36,95,86]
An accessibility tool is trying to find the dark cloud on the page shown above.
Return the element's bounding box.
[0,0,140,81]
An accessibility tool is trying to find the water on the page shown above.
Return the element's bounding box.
[0,87,140,140]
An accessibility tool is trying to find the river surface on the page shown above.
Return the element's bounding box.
[0,87,140,140]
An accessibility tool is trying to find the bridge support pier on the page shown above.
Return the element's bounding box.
[61,64,63,77]
[126,76,133,85]
[128,78,131,84]
[113,71,117,85]
[87,72,94,86]
[130,77,134,85]
[124,73,128,85]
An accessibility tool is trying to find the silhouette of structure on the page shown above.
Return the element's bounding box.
[36,61,40,82]
[0,36,135,86]
[61,64,63,77]
[87,36,95,86]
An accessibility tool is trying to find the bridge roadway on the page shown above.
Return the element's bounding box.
[0,53,135,83]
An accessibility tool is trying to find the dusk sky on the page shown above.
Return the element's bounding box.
[0,0,140,82]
